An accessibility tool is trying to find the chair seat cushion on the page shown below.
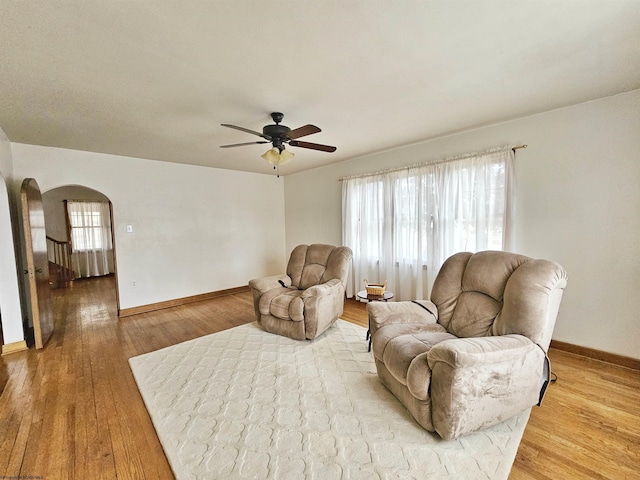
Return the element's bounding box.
[373,323,455,392]
[258,287,305,321]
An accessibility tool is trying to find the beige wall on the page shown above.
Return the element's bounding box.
[284,90,640,359]
[11,144,287,310]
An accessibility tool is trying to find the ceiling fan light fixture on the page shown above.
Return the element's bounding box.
[261,147,294,165]
[261,147,280,164]
[279,148,294,165]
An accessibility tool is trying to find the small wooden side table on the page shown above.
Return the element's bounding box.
[357,290,394,352]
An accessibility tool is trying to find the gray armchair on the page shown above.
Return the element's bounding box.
[249,244,352,340]
[368,250,567,440]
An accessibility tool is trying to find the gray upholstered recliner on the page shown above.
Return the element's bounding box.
[249,244,352,340]
[368,250,567,440]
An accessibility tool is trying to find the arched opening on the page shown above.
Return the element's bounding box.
[41,185,119,314]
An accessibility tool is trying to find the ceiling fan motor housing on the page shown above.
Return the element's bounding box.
[263,124,291,139]
[263,114,291,151]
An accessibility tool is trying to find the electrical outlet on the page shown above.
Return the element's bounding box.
[131,280,137,287]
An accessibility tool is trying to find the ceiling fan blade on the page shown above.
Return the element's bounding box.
[289,140,337,152]
[221,123,271,140]
[285,124,321,140]
[220,141,270,148]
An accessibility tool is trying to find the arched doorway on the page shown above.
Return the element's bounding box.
[41,185,119,313]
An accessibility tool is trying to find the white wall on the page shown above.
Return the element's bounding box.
[0,127,25,345]
[11,144,286,310]
[285,90,640,359]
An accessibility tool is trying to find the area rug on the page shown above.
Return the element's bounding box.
[129,320,530,479]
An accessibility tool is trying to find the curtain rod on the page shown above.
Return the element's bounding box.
[339,144,527,182]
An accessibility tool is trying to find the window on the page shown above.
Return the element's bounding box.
[67,201,112,252]
[342,146,515,301]
[70,210,103,250]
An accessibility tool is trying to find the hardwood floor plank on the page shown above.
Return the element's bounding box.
[3,411,33,477]
[0,277,637,479]
[73,353,91,480]
[0,358,29,475]
[19,355,49,478]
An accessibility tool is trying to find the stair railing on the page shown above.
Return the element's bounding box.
[46,235,75,286]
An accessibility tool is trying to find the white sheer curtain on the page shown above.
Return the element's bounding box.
[67,201,114,278]
[342,146,515,301]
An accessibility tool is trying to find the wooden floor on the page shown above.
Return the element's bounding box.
[0,276,638,479]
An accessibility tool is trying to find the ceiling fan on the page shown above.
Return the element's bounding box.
[220,112,336,175]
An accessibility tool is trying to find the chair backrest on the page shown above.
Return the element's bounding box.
[430,251,567,351]
[287,244,353,290]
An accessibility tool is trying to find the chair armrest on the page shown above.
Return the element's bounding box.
[300,279,347,338]
[248,274,292,295]
[301,278,343,298]
[427,334,538,369]
[427,334,545,440]
[368,300,438,339]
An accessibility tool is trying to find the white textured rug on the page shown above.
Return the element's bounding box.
[129,320,529,480]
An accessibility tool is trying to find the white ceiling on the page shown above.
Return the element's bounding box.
[2,1,639,176]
